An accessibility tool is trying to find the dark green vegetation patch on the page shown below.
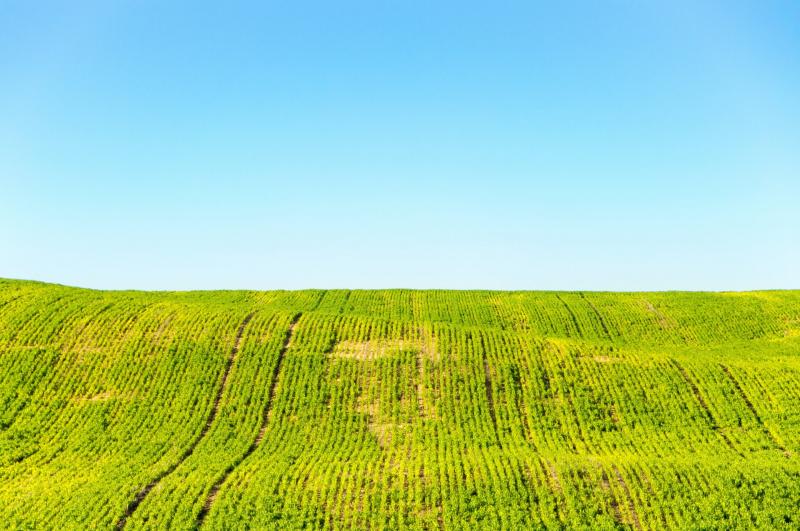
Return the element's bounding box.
[1,279,799,529]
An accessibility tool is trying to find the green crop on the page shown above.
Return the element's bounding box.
[0,279,799,529]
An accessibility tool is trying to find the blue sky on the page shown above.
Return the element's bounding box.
[2,1,798,290]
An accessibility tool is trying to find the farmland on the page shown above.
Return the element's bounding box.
[1,279,799,529]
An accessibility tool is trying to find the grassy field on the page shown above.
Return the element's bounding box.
[1,279,799,529]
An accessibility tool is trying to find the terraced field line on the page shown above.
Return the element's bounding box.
[719,364,791,457]
[115,312,254,529]
[670,359,742,457]
[196,313,301,527]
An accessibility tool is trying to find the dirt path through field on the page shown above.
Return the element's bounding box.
[115,313,254,529]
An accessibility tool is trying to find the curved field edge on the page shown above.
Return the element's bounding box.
[0,279,799,529]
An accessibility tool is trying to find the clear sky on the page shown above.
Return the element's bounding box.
[2,1,798,291]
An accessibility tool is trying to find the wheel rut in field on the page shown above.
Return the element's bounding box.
[196,313,301,527]
[0,293,25,314]
[555,295,584,338]
[670,359,742,457]
[579,292,612,340]
[115,313,254,529]
[538,458,564,523]
[612,466,642,530]
[509,361,533,446]
[600,469,623,524]
[719,364,790,457]
[415,347,427,418]
[479,334,502,448]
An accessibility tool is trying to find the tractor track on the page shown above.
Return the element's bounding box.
[670,359,742,458]
[115,313,254,529]
[719,364,790,457]
[195,313,301,527]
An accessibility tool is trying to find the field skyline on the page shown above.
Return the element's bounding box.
[4,277,799,295]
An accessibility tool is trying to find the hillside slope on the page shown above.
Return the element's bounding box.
[1,279,799,529]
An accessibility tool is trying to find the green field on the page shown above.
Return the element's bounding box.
[1,279,799,529]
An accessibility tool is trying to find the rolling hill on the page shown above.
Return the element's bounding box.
[1,279,799,529]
